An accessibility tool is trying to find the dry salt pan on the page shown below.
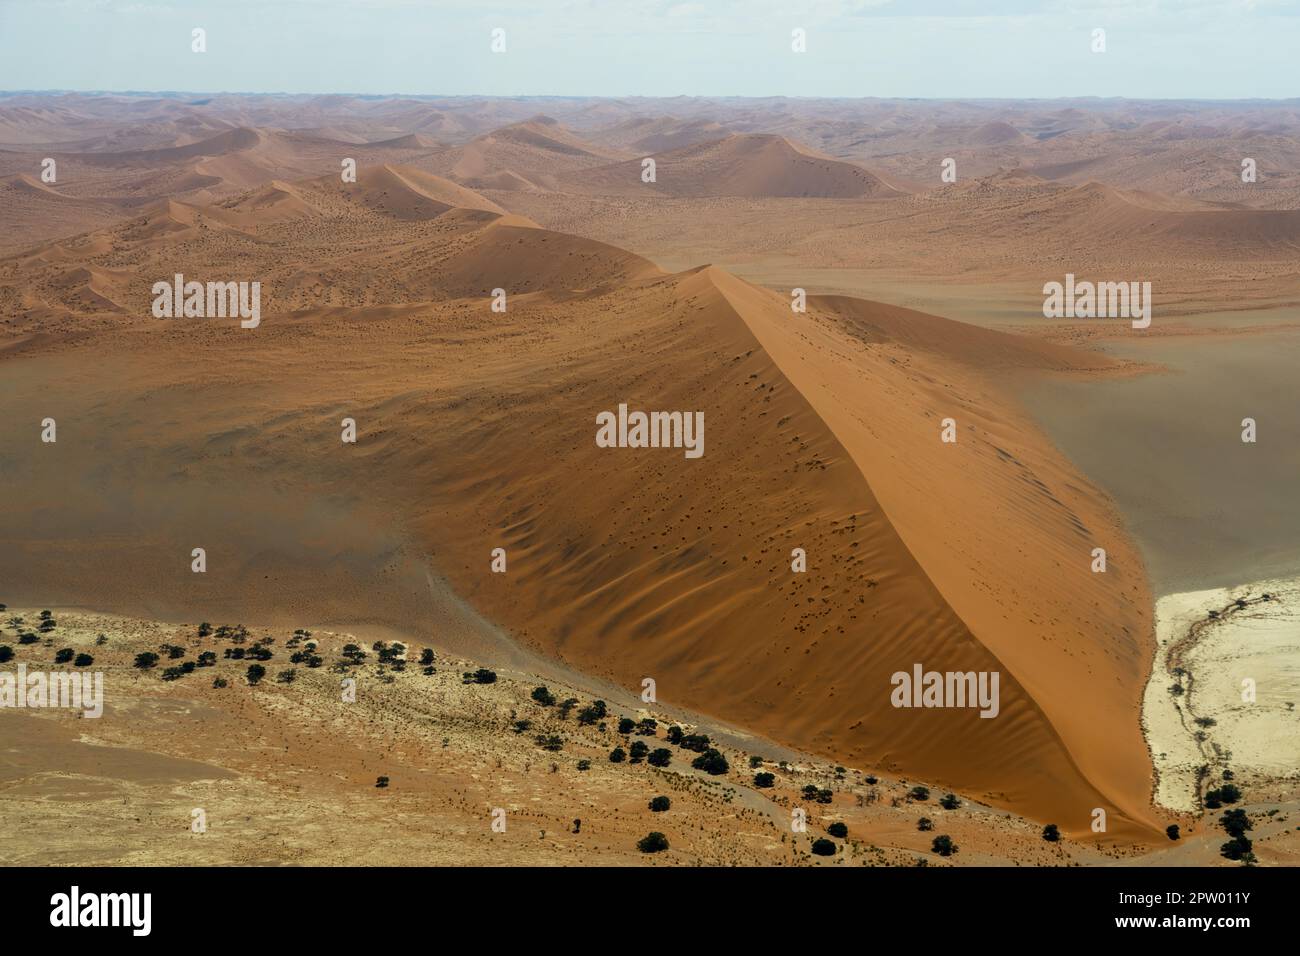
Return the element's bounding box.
[1143,578,1300,812]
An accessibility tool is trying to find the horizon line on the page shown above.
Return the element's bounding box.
[5,89,1300,105]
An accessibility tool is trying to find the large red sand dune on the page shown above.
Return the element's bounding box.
[0,167,1160,840]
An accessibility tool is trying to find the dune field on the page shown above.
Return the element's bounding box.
[2,91,1299,867]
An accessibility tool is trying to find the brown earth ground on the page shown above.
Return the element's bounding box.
[6,608,1296,866]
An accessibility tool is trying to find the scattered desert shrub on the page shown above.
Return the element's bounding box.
[691,749,729,775]
[1206,783,1242,806]
[754,772,775,789]
[54,648,73,664]
[931,835,958,856]
[678,733,712,753]
[246,664,266,685]
[73,653,93,667]
[637,832,669,854]
[1042,823,1061,842]
[649,796,671,812]
[134,652,159,669]
[647,748,672,768]
[1166,824,1180,841]
[609,747,626,763]
[811,838,836,857]
[909,786,930,801]
[1220,809,1251,839]
[827,822,848,838]
[939,793,961,810]
[531,685,557,706]
[1219,836,1253,861]
[917,817,934,832]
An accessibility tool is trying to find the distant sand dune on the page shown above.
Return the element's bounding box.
[568,134,901,199]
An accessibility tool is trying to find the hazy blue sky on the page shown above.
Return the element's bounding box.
[1,0,1297,99]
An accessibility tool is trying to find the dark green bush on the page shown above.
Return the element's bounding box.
[691,749,729,775]
[637,832,669,853]
[931,835,958,856]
